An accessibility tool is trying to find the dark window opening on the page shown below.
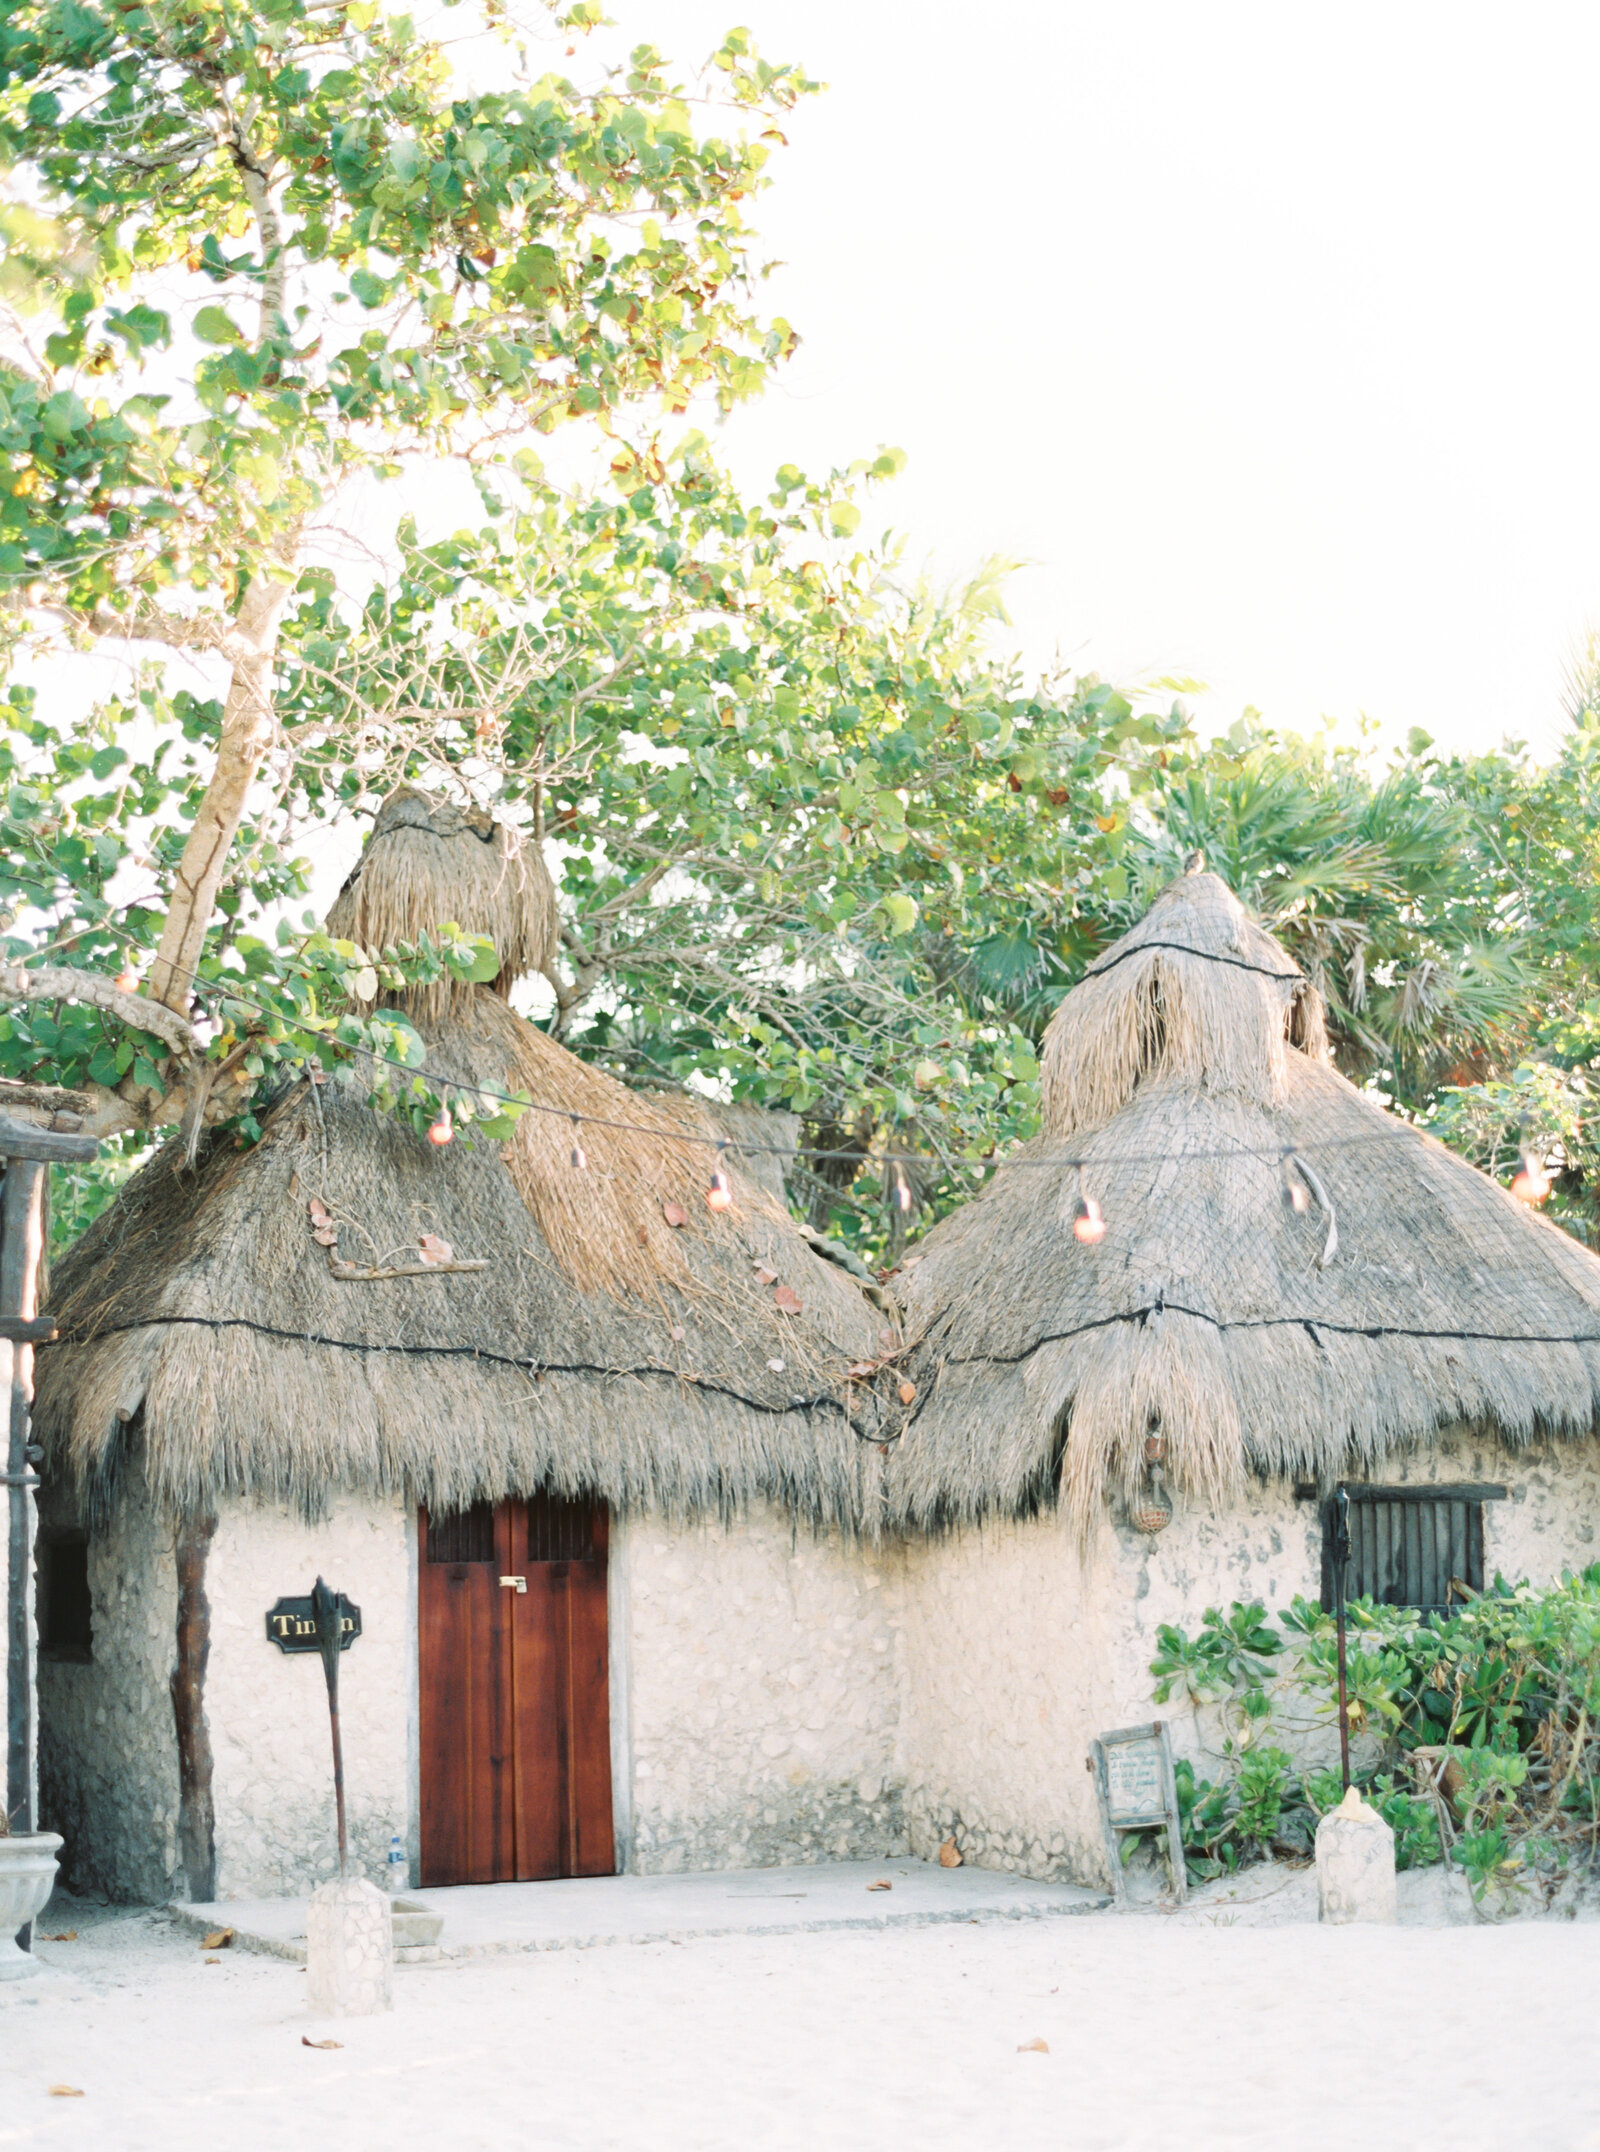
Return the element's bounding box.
[425,1503,495,1564]
[38,1533,92,1661]
[525,1492,597,1565]
[1321,1484,1506,1614]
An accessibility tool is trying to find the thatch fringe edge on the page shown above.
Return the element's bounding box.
[36,1321,896,1534]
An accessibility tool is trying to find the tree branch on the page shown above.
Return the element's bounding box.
[1,591,245,659]
[0,962,201,1057]
[0,1078,92,1117]
[147,523,302,1013]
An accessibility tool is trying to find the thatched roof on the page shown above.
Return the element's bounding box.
[35,795,892,1526]
[325,786,558,1011]
[895,865,1600,1535]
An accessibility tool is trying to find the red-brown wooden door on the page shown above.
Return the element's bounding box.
[418,1494,615,1887]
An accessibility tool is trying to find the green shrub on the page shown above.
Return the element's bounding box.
[1153,1570,1600,1892]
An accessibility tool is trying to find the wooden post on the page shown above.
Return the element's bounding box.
[172,1515,218,1902]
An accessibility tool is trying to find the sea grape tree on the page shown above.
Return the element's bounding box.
[0,0,809,1133]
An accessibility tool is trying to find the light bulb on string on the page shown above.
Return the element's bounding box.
[706,1140,733,1212]
[892,1162,913,1214]
[569,1114,587,1172]
[1511,1151,1551,1205]
[1280,1153,1311,1214]
[427,1101,454,1147]
[1071,1168,1106,1245]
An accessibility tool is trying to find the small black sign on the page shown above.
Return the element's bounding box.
[265,1593,361,1654]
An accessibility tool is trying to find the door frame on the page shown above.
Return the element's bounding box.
[604,1511,634,1874]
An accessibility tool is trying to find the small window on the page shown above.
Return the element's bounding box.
[1321,1485,1506,1614]
[525,1492,597,1565]
[38,1533,92,1661]
[425,1504,496,1564]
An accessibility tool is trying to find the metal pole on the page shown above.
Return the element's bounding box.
[1,1160,43,1957]
[3,1161,44,1836]
[1331,1486,1352,1793]
[311,1576,348,1877]
[0,1122,98,1958]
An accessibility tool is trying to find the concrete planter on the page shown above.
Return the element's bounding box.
[0,1833,62,1979]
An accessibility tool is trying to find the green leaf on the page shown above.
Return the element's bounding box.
[192,306,244,346]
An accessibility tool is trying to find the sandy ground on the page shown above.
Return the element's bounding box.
[2,1875,1598,2152]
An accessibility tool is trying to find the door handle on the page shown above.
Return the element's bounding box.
[499,1575,527,1593]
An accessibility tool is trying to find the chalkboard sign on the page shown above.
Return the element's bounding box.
[1090,1720,1186,1904]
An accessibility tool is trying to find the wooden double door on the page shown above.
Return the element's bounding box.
[417,1493,615,1886]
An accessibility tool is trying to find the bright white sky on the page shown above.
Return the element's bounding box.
[594,0,1600,760]
[33,1,1600,797]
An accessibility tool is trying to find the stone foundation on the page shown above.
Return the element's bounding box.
[632,1777,907,1874]
[906,1789,1096,1885]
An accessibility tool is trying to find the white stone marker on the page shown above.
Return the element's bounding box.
[1315,1784,1397,1925]
[305,1876,393,2015]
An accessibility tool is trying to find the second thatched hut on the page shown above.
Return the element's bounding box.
[882,862,1600,1882]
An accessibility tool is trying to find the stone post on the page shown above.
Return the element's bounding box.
[1315,1785,1397,1924]
[305,1876,393,2015]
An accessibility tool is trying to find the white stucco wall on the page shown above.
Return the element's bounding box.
[896,1429,1600,1889]
[621,1505,909,1872]
[41,1427,1600,1904]
[895,1513,1118,1885]
[38,1462,181,1904]
[206,1494,413,1899]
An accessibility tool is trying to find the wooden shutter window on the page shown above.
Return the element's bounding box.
[525,1491,597,1564]
[1320,1483,1507,1613]
[425,1502,497,1564]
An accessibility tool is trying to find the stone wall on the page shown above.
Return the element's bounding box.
[895,1428,1600,1889]
[37,1427,1600,1903]
[620,1505,909,1872]
[896,1515,1118,1885]
[39,1481,415,1901]
[38,1461,182,1903]
[206,1494,413,1898]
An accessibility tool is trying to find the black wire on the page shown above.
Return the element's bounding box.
[1084,938,1307,985]
[35,1313,896,1438]
[921,1296,1600,1369]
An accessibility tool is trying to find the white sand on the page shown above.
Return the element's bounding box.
[2,1879,1596,2152]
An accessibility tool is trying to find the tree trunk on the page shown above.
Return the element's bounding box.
[148,558,296,1015]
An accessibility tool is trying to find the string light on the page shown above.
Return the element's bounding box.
[71,941,1568,1193]
[1071,1169,1107,1245]
[706,1140,734,1212]
[569,1114,587,1172]
[427,1103,453,1147]
[892,1163,913,1214]
[1511,1152,1551,1205]
[1281,1153,1311,1214]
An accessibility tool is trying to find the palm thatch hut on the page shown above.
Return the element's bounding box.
[885,863,1600,1883]
[30,790,907,1905]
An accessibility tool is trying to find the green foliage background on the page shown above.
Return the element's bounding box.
[2,0,1600,1268]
